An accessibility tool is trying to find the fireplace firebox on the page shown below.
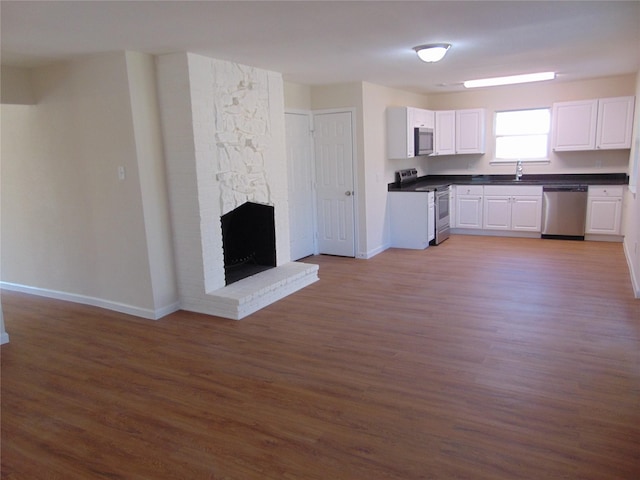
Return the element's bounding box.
[221,202,276,285]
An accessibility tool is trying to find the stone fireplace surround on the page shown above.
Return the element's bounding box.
[156,53,318,319]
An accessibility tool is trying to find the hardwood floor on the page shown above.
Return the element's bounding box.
[2,235,639,479]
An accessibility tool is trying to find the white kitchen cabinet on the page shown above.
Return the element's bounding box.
[551,99,597,151]
[387,107,415,158]
[483,186,543,232]
[586,186,624,235]
[455,185,483,229]
[596,97,635,150]
[434,110,456,155]
[456,109,486,154]
[483,195,511,230]
[414,108,434,129]
[389,192,431,249]
[434,109,485,156]
[552,96,635,151]
[511,196,543,232]
[386,107,434,158]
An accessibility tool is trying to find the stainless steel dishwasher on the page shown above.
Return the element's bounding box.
[542,185,588,240]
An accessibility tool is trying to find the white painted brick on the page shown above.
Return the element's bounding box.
[157,53,302,319]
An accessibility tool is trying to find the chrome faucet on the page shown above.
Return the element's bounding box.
[515,160,523,181]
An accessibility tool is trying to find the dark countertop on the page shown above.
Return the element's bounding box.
[388,173,629,192]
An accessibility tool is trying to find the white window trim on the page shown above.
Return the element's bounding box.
[492,107,551,164]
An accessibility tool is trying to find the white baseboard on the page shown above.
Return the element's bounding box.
[585,234,624,242]
[451,228,541,238]
[0,282,181,320]
[358,243,389,259]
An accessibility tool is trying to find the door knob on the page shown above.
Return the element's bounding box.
[345,191,353,196]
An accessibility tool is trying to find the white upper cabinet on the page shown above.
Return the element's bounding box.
[413,108,434,129]
[551,99,598,151]
[434,110,456,155]
[596,96,636,150]
[552,96,635,151]
[434,109,486,156]
[386,107,434,158]
[455,109,486,154]
[386,107,415,158]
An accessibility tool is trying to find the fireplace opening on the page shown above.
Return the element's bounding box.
[221,202,276,285]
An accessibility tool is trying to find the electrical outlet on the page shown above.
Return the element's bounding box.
[595,160,602,168]
[118,166,126,180]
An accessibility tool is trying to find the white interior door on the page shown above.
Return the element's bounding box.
[313,111,356,257]
[285,112,315,260]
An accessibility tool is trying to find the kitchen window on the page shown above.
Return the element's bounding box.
[494,108,550,162]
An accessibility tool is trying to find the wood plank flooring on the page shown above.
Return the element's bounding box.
[2,235,639,479]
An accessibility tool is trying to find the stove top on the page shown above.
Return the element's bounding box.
[396,168,418,186]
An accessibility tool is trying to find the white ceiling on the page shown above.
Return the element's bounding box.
[2,1,639,94]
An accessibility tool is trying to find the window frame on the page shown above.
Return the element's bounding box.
[492,107,551,164]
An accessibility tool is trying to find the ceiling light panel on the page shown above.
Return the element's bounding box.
[463,72,556,88]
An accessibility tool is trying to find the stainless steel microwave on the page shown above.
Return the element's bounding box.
[414,127,434,156]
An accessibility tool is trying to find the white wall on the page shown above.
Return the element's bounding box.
[310,83,368,256]
[0,66,35,105]
[125,52,179,314]
[622,73,640,297]
[307,82,433,257]
[1,53,178,318]
[361,82,432,255]
[425,74,636,176]
[284,81,311,111]
[0,303,8,344]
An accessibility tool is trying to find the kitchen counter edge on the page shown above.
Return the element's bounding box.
[388,173,629,192]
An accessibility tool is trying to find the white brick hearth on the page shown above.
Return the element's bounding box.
[156,53,318,320]
[207,262,319,319]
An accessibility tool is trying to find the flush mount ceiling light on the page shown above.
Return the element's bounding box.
[413,43,451,63]
[463,71,556,88]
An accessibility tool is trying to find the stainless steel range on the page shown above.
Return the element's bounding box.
[433,186,451,245]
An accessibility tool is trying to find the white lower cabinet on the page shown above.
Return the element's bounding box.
[586,186,624,235]
[511,197,543,231]
[483,186,543,232]
[389,192,432,249]
[455,185,483,229]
